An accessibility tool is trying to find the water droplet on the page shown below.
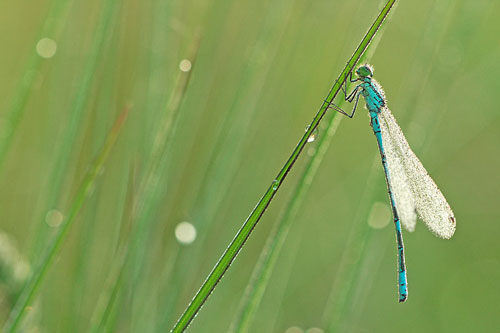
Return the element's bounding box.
[305,125,319,143]
[272,180,280,190]
[175,222,197,245]
[36,38,57,58]
[179,59,192,72]
[45,209,64,227]
[367,202,391,229]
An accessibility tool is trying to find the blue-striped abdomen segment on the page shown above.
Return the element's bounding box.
[370,110,408,302]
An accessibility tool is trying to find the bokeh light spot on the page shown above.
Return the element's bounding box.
[175,222,197,245]
[45,209,64,227]
[285,326,303,333]
[306,328,324,333]
[367,201,391,229]
[36,38,57,58]
[179,59,192,72]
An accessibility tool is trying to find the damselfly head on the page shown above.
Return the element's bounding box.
[356,64,374,78]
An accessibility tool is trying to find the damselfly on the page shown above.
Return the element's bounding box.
[328,64,456,302]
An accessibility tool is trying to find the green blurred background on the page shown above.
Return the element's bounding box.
[0,0,499,331]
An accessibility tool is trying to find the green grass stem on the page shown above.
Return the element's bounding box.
[88,239,129,332]
[171,0,397,331]
[3,106,129,332]
[29,0,119,259]
[229,112,343,332]
[0,0,72,170]
[88,163,138,332]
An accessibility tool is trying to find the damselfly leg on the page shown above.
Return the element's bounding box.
[326,70,362,118]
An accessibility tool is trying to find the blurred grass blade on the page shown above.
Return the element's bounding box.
[171,0,397,331]
[89,237,129,332]
[89,162,138,332]
[133,36,200,236]
[160,0,295,327]
[30,0,118,257]
[4,106,130,332]
[125,35,200,284]
[88,36,200,332]
[0,0,72,170]
[322,155,379,331]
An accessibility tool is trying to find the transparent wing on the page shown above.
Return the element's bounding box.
[378,108,456,239]
[378,111,418,232]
